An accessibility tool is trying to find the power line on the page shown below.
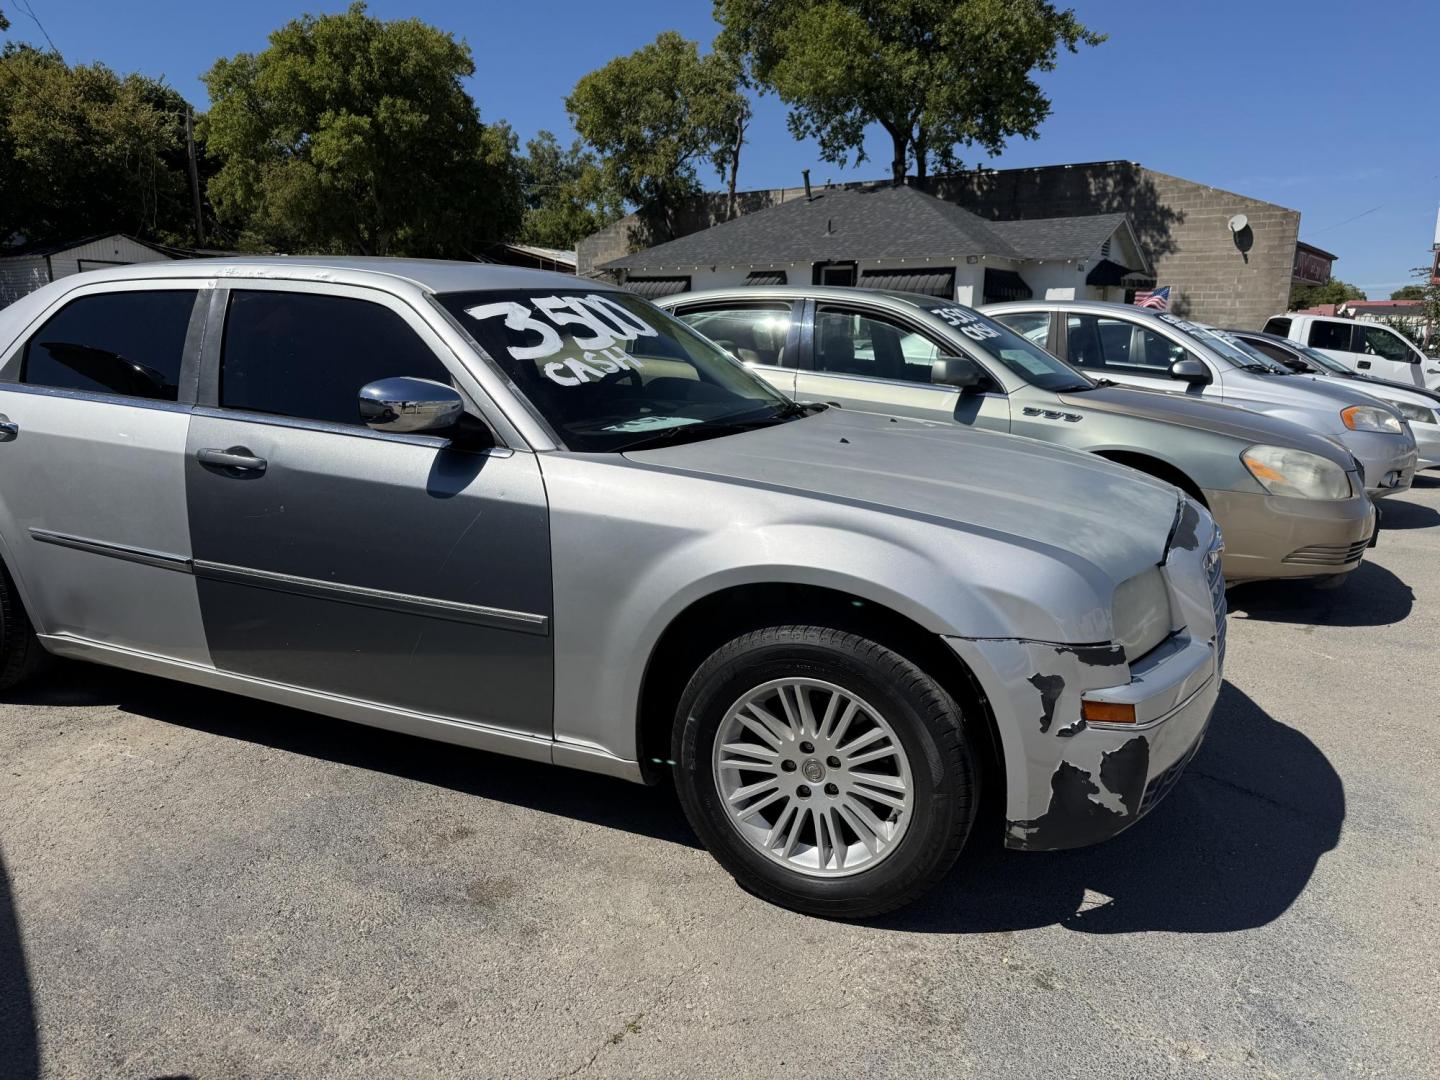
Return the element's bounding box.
[15,0,57,52]
[1309,204,1384,236]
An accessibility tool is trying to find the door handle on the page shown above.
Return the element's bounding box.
[1357,360,1371,369]
[197,447,267,474]
[0,415,16,442]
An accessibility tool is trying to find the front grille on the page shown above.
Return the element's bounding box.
[1205,528,1227,670]
[1282,537,1370,567]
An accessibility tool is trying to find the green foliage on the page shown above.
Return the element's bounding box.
[1398,265,1440,351]
[0,44,199,245]
[1390,284,1425,301]
[716,0,1103,183]
[202,2,521,256]
[1288,277,1367,309]
[517,131,623,250]
[567,31,749,235]
[0,9,9,32]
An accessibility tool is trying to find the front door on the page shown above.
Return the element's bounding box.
[794,302,1011,431]
[185,284,554,737]
[0,282,211,663]
[1061,312,1218,399]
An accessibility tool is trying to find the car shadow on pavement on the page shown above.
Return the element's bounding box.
[1376,497,1440,530]
[7,665,703,852]
[872,681,1342,935]
[1224,559,1413,627]
[0,855,39,1080]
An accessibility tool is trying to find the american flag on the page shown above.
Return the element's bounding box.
[1134,286,1171,310]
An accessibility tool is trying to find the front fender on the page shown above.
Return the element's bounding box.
[540,455,1112,763]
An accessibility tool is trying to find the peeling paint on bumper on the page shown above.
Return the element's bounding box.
[945,507,1224,852]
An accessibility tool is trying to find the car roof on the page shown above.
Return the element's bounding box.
[1223,328,1296,345]
[58,256,600,296]
[982,298,1172,317]
[657,284,946,310]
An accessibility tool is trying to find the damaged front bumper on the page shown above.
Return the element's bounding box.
[945,514,1225,852]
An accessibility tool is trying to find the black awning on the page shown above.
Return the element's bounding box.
[744,270,788,286]
[1085,259,1136,288]
[622,276,691,299]
[982,268,1033,303]
[858,267,955,298]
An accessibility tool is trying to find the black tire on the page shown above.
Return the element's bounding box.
[0,561,45,690]
[672,625,978,919]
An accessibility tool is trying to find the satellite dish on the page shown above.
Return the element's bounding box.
[1228,213,1250,234]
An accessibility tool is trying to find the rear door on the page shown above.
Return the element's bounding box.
[185,282,554,736]
[669,299,800,397]
[794,301,1011,430]
[0,281,210,663]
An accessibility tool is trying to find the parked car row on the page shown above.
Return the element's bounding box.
[659,289,1416,586]
[0,259,1411,920]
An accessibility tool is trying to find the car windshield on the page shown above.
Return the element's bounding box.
[1155,313,1284,371]
[1286,340,1352,373]
[914,301,1095,392]
[437,289,798,452]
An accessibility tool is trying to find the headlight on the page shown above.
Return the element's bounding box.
[1341,404,1403,433]
[1387,400,1437,426]
[1241,445,1353,500]
[1112,567,1173,663]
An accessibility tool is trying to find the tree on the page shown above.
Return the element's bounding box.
[716,0,1104,185]
[0,44,200,245]
[567,32,750,237]
[1288,277,1366,310]
[0,9,9,32]
[1390,284,1425,301]
[517,131,623,250]
[202,3,522,256]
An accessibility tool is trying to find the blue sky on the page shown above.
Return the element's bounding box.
[6,0,1437,296]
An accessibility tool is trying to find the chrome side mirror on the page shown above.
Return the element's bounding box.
[359,377,465,434]
[1169,358,1212,385]
[931,356,984,390]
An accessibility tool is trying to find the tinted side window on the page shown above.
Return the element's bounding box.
[1263,317,1292,336]
[220,291,452,426]
[993,311,1050,347]
[676,305,793,367]
[813,306,937,384]
[1307,321,1355,351]
[1066,315,1188,373]
[22,290,195,401]
[1355,324,1417,363]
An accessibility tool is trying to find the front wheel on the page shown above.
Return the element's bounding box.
[673,625,979,918]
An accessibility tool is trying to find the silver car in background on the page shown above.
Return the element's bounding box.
[0,259,1223,917]
[662,287,1374,585]
[982,300,1418,499]
[1228,328,1440,472]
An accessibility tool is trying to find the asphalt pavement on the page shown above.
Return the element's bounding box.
[2,477,1438,1079]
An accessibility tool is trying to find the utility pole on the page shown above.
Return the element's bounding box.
[186,108,206,248]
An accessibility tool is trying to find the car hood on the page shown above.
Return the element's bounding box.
[1305,371,1440,408]
[1055,385,1354,467]
[1219,369,1400,423]
[625,407,1181,582]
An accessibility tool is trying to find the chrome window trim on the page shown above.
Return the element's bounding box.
[188,403,514,453]
[0,381,195,414]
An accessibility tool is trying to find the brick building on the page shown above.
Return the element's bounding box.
[578,161,1305,329]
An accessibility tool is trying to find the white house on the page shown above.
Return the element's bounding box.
[598,183,1152,307]
[0,233,179,308]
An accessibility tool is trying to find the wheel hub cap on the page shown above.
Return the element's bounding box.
[713,677,915,878]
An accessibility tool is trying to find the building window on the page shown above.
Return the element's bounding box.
[813,262,857,287]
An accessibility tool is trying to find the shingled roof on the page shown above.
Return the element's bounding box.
[601,184,1020,270]
[990,213,1134,262]
[601,184,1143,275]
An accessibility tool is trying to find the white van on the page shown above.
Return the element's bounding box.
[1264,313,1440,390]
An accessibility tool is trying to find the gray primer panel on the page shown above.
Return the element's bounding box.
[185,411,555,737]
